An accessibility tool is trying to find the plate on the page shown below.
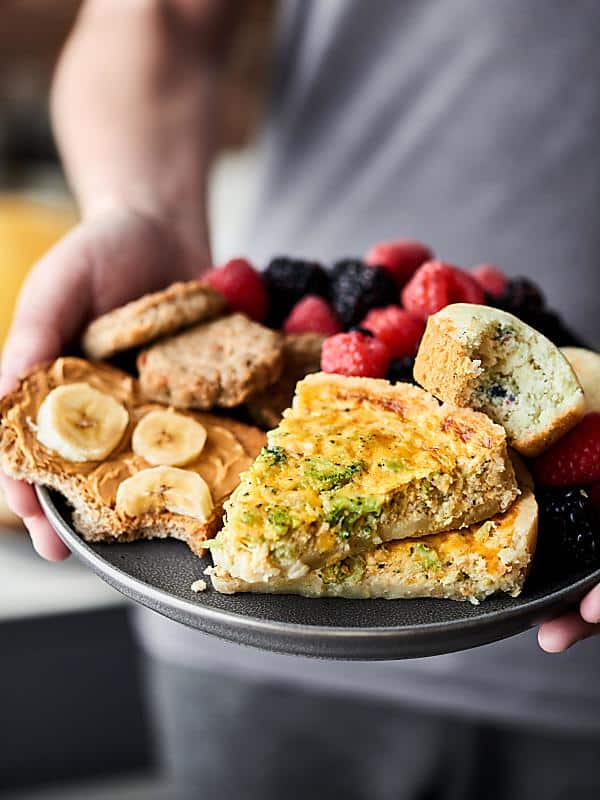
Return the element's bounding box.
[37,486,600,661]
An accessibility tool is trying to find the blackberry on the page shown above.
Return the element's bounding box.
[330,259,397,327]
[492,277,589,347]
[521,309,588,348]
[537,486,600,570]
[263,257,329,326]
[494,277,545,318]
[386,357,415,385]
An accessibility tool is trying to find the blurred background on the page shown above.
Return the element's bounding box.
[0,2,274,797]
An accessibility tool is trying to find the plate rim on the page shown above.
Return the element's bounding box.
[36,485,600,645]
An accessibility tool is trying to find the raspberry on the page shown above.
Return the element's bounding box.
[401,261,452,318]
[330,259,397,327]
[534,413,600,486]
[202,258,267,322]
[471,264,508,297]
[449,269,486,305]
[263,257,329,326]
[537,486,600,569]
[401,261,484,319]
[364,240,433,288]
[361,306,425,358]
[282,295,342,335]
[386,356,416,385]
[321,331,390,378]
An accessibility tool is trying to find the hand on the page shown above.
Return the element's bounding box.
[0,206,209,561]
[538,586,600,652]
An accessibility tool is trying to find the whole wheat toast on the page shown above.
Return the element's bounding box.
[0,358,265,555]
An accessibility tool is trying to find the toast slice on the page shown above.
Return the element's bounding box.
[414,304,585,457]
[137,313,284,410]
[0,358,265,555]
[210,460,537,604]
[209,372,518,584]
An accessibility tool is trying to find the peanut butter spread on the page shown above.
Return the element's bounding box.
[0,357,265,513]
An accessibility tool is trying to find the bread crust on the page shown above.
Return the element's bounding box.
[414,304,586,457]
[82,281,227,360]
[137,313,284,409]
[0,358,265,554]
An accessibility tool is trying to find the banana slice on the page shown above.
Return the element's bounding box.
[36,382,129,462]
[132,409,207,466]
[116,466,214,521]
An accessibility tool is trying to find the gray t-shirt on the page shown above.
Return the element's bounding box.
[137,0,600,732]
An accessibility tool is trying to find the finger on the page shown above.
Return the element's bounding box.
[538,610,597,652]
[24,514,70,561]
[0,325,62,395]
[0,474,42,519]
[1,226,93,389]
[580,583,600,624]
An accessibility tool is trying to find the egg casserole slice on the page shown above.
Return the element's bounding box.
[210,373,518,584]
[211,459,537,603]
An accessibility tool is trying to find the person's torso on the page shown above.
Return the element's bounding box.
[139,0,600,733]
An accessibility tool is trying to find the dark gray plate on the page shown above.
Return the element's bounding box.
[37,486,600,660]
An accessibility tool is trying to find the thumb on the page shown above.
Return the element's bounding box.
[0,224,95,396]
[1,324,62,395]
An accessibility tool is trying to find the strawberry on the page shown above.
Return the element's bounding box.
[361,305,425,358]
[202,258,268,322]
[534,413,600,486]
[471,264,508,297]
[364,239,433,288]
[282,295,342,335]
[321,331,390,378]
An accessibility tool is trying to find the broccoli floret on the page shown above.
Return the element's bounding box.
[412,543,440,570]
[325,495,383,539]
[303,457,364,491]
[319,555,366,586]
[266,506,293,536]
[259,446,287,466]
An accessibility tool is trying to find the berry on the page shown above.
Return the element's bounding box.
[321,331,390,378]
[537,486,600,569]
[364,239,433,288]
[401,261,484,319]
[471,264,508,297]
[449,269,486,305]
[589,483,600,512]
[518,309,587,348]
[330,259,397,327]
[282,295,342,335]
[534,413,600,487]
[361,306,425,359]
[494,277,545,318]
[263,257,329,326]
[386,357,416,384]
[202,258,267,322]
